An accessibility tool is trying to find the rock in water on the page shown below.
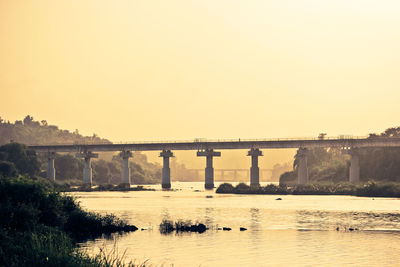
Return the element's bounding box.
[197,223,206,233]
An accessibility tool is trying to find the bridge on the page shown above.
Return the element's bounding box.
[184,168,273,181]
[29,136,400,189]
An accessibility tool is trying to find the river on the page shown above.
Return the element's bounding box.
[73,182,400,266]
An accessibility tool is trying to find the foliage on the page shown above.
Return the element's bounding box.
[215,183,235,193]
[215,182,400,197]
[0,115,109,145]
[0,116,161,185]
[0,142,40,177]
[159,219,206,234]
[0,177,139,266]
[280,126,400,184]
[0,160,18,177]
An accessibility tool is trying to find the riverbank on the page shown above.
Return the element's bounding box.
[0,177,139,266]
[216,182,400,197]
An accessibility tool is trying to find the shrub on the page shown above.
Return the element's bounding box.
[235,183,250,194]
[215,183,235,193]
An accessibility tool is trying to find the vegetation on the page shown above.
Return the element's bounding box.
[0,177,139,266]
[0,142,141,266]
[159,219,207,234]
[216,182,400,197]
[0,115,161,185]
[280,127,400,185]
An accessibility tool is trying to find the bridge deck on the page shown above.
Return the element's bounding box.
[28,137,400,152]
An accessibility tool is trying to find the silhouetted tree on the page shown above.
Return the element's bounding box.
[0,143,40,177]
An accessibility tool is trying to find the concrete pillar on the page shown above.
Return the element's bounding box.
[160,150,173,189]
[76,152,99,187]
[197,149,221,189]
[120,150,132,187]
[47,152,56,181]
[297,148,309,184]
[349,150,360,183]
[247,148,263,187]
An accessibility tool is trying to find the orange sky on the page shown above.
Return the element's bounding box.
[1,0,400,168]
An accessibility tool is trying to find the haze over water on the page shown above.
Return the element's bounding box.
[75,182,400,266]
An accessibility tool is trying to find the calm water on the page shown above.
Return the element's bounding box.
[73,182,400,266]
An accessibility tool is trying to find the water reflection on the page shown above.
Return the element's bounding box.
[250,208,260,231]
[204,207,214,226]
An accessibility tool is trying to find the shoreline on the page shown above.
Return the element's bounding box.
[215,182,400,198]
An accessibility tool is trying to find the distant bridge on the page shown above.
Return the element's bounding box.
[28,136,400,189]
[185,168,273,181]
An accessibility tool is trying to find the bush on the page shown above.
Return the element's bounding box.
[0,177,139,266]
[215,181,400,197]
[0,160,18,177]
[215,183,235,193]
[235,183,250,194]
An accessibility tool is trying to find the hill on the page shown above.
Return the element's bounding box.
[0,115,161,184]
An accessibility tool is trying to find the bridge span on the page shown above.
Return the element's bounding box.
[28,136,400,189]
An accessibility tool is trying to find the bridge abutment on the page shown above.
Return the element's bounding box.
[76,152,98,187]
[297,148,309,184]
[248,148,263,187]
[197,149,221,189]
[47,152,56,181]
[160,150,173,189]
[120,150,132,187]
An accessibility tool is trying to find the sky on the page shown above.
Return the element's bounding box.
[1,0,400,168]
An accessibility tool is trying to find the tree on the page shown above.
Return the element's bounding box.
[0,143,40,177]
[23,115,34,126]
[55,154,83,180]
[0,161,18,177]
[92,159,111,184]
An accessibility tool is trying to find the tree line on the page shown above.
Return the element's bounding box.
[280,127,400,184]
[0,115,161,184]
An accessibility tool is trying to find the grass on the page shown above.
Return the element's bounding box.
[216,181,400,197]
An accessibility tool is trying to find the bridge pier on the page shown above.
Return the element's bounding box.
[120,150,132,187]
[160,150,173,189]
[197,149,221,189]
[248,148,263,187]
[342,147,361,183]
[76,152,99,187]
[47,152,56,181]
[297,148,309,184]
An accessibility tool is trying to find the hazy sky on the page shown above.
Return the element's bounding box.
[1,0,400,168]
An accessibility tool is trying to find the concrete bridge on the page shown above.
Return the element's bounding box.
[29,136,400,189]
